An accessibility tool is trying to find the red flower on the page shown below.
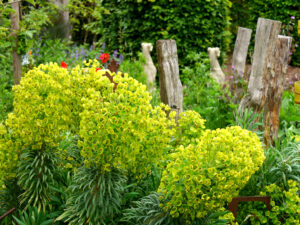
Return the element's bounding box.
[100,53,109,63]
[61,61,67,68]
[96,68,101,72]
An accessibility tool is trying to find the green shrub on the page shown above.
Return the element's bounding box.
[158,126,265,222]
[101,0,232,65]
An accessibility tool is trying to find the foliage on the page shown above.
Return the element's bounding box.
[17,149,58,212]
[119,52,147,85]
[78,68,175,177]
[122,192,232,225]
[0,3,14,122]
[0,123,19,185]
[12,206,54,225]
[68,0,108,43]
[241,136,300,197]
[5,63,74,150]
[183,52,236,129]
[230,0,300,66]
[237,180,300,225]
[172,110,206,147]
[101,0,232,65]
[158,126,264,222]
[57,167,126,224]
[0,178,22,222]
[280,91,300,126]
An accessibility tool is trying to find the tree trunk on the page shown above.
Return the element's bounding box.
[10,0,22,85]
[238,18,281,116]
[232,27,252,77]
[156,40,183,116]
[263,35,292,147]
[52,0,70,40]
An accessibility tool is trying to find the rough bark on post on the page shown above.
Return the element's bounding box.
[263,35,292,147]
[156,40,183,116]
[238,18,281,115]
[10,0,22,85]
[232,27,252,77]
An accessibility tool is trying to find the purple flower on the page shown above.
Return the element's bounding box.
[231,65,235,69]
[291,16,295,20]
[113,50,118,59]
[229,76,234,79]
[119,54,124,64]
[101,42,105,50]
[289,81,293,85]
[289,52,293,55]
[295,44,298,48]
[89,45,94,51]
[75,49,79,60]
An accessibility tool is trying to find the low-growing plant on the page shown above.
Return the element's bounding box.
[13,206,54,225]
[57,167,126,224]
[237,180,300,225]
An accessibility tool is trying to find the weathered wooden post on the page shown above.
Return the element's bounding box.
[156,40,183,116]
[263,35,292,147]
[238,18,281,116]
[10,0,22,85]
[232,27,252,77]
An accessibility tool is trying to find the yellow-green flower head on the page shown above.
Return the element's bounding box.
[5,63,74,150]
[77,66,176,177]
[158,126,265,221]
[173,110,206,147]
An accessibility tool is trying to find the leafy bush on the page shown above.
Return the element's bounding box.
[158,126,265,222]
[101,0,232,65]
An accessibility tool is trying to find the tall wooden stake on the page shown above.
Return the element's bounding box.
[232,27,252,77]
[156,40,183,116]
[10,0,22,85]
[263,35,292,147]
[238,18,281,115]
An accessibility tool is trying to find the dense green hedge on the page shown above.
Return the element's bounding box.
[101,0,232,65]
[231,0,300,66]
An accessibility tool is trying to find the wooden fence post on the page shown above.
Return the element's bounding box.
[263,35,292,147]
[156,40,183,116]
[238,18,281,115]
[232,27,252,77]
[10,0,22,85]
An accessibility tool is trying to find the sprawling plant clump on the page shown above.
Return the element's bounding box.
[158,126,265,222]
